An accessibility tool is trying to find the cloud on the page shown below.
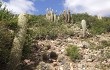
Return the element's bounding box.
[64,0,110,16]
[2,0,36,14]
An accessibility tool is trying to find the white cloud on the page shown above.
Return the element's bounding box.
[2,0,36,14]
[64,0,110,16]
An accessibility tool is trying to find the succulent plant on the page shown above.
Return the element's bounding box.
[8,13,28,70]
[81,19,87,37]
[67,9,71,23]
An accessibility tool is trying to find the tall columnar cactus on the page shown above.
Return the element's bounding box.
[50,9,54,22]
[46,8,49,20]
[8,13,28,70]
[63,10,68,23]
[81,19,87,37]
[97,15,102,20]
[54,13,56,22]
[67,9,71,23]
[57,16,60,21]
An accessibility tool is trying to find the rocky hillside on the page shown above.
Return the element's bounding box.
[22,23,110,70]
[0,4,110,70]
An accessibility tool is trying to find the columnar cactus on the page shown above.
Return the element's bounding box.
[63,10,67,23]
[50,10,54,22]
[45,8,58,22]
[46,8,49,20]
[81,19,87,37]
[54,13,56,22]
[67,9,71,23]
[97,15,102,20]
[57,16,60,21]
[8,13,28,70]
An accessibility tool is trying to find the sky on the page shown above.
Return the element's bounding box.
[1,0,110,17]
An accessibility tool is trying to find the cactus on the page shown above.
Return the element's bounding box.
[81,19,87,37]
[50,9,54,22]
[54,13,56,22]
[46,8,49,20]
[67,9,71,23]
[57,16,60,21]
[97,15,102,20]
[8,13,28,70]
[63,10,68,23]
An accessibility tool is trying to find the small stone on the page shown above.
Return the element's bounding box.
[82,41,90,49]
[57,55,65,62]
[53,62,58,67]
[86,59,93,62]
[24,59,30,64]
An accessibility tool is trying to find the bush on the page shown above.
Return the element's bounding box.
[66,45,81,61]
[101,40,110,47]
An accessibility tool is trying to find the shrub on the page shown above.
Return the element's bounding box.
[101,40,110,47]
[90,20,108,34]
[66,45,81,61]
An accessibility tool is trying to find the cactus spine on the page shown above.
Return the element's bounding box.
[81,19,87,37]
[8,13,28,70]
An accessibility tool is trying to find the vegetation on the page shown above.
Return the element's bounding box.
[72,13,110,34]
[66,45,81,61]
[0,1,110,70]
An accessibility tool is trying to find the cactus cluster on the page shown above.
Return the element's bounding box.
[62,9,71,23]
[46,8,57,22]
[46,9,71,23]
[97,15,102,20]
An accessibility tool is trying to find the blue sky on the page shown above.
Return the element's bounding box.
[34,0,64,15]
[2,0,65,15]
[2,0,110,17]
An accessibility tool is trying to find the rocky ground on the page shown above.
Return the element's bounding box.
[23,24,110,70]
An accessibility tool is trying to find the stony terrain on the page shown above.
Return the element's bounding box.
[23,24,110,70]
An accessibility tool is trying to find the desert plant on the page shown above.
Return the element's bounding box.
[67,10,71,23]
[66,45,81,61]
[81,19,87,37]
[8,13,28,70]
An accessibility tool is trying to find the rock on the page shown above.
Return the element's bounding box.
[107,59,110,63]
[63,62,72,70]
[61,49,65,54]
[53,62,58,67]
[82,41,90,48]
[50,51,58,60]
[70,63,74,70]
[57,55,65,62]
[42,52,50,61]
[44,44,51,50]
[37,62,53,70]
[24,59,30,64]
[66,37,72,42]
[58,65,64,70]
[86,59,93,62]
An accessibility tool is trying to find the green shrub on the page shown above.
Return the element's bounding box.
[89,20,108,34]
[66,45,81,61]
[101,40,110,47]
